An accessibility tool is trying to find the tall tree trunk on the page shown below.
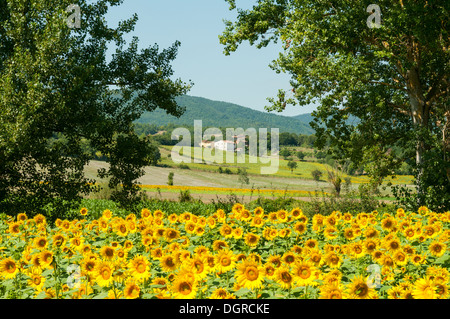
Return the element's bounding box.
[407,63,428,206]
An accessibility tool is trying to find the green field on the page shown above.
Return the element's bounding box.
[84,145,414,202]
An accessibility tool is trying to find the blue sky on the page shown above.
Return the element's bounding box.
[106,0,317,117]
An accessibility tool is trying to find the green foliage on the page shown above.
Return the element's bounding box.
[0,0,191,218]
[178,189,194,203]
[237,167,250,186]
[296,151,306,161]
[279,148,292,160]
[287,160,297,173]
[311,169,323,182]
[168,172,174,186]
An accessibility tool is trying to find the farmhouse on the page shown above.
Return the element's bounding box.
[214,140,235,152]
[200,140,214,148]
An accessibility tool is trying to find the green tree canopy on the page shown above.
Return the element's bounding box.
[0,0,192,217]
[220,0,449,211]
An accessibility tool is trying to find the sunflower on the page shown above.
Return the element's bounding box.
[210,288,232,299]
[384,237,402,253]
[412,278,437,299]
[206,216,217,229]
[387,286,404,299]
[80,207,88,216]
[349,242,365,259]
[252,206,264,216]
[380,254,395,269]
[235,259,264,290]
[34,236,48,251]
[219,224,234,239]
[308,249,324,267]
[128,255,150,281]
[244,233,260,247]
[276,210,289,223]
[393,250,408,266]
[363,226,379,239]
[153,209,164,220]
[281,251,297,266]
[160,254,179,272]
[319,283,344,299]
[214,249,236,273]
[324,251,343,269]
[171,275,198,299]
[312,214,325,231]
[115,221,128,237]
[232,227,243,239]
[305,238,318,250]
[100,246,115,261]
[151,277,169,294]
[123,280,141,299]
[323,226,338,240]
[381,216,397,232]
[343,227,356,241]
[71,283,94,299]
[428,241,447,257]
[164,228,180,242]
[293,222,307,235]
[39,250,54,269]
[0,257,19,279]
[184,221,197,235]
[292,260,320,287]
[27,268,45,293]
[266,255,282,268]
[346,275,378,299]
[212,240,229,251]
[81,258,98,278]
[263,263,276,279]
[102,209,113,220]
[33,214,46,226]
[323,269,342,286]
[239,209,252,222]
[274,266,294,289]
[193,245,209,258]
[8,222,21,235]
[250,216,265,228]
[69,236,84,252]
[192,225,204,237]
[418,206,429,216]
[362,238,378,254]
[186,256,209,280]
[95,261,114,287]
[434,281,449,299]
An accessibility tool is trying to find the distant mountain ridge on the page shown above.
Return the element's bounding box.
[136,95,316,135]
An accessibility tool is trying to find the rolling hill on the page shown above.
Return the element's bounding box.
[136,95,315,135]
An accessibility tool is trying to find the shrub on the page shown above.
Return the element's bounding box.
[311,169,323,181]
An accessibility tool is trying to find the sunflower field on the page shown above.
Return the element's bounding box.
[0,204,449,299]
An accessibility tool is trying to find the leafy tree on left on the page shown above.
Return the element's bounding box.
[0,0,192,218]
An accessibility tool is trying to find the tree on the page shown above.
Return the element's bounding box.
[0,0,192,217]
[279,148,292,160]
[237,167,250,186]
[287,160,297,174]
[311,169,323,182]
[168,172,174,186]
[220,0,449,211]
[296,151,306,161]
